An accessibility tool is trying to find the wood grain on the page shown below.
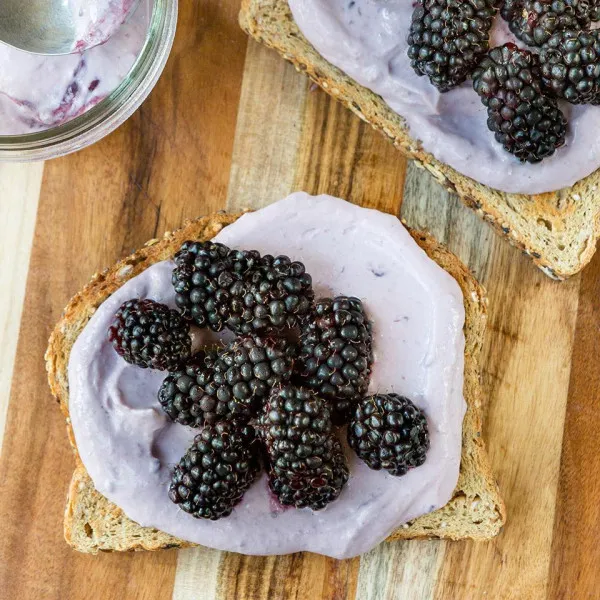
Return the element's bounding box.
[2,1,600,598]
[547,249,600,600]
[0,163,43,445]
[0,1,247,598]
[402,163,581,599]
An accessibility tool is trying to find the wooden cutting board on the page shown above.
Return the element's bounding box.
[1,2,599,598]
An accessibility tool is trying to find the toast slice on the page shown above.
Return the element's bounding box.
[46,212,505,554]
[239,0,600,280]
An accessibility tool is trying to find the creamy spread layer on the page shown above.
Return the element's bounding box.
[0,0,150,135]
[68,193,466,559]
[288,0,600,195]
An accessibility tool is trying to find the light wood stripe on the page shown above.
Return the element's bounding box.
[172,547,223,600]
[0,162,43,449]
[356,540,446,600]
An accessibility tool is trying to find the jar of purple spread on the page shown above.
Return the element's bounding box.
[0,0,177,161]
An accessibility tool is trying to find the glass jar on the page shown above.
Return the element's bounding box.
[0,0,178,162]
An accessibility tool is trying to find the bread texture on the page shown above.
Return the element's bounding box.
[46,212,505,554]
[238,0,600,280]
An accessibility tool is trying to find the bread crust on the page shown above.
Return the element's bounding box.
[238,0,600,279]
[46,212,505,554]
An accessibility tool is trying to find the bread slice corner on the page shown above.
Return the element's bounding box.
[46,213,505,554]
[238,0,600,280]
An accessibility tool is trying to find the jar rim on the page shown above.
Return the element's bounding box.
[0,0,178,162]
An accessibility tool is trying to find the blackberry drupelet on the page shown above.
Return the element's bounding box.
[258,385,349,510]
[168,422,261,520]
[473,44,567,163]
[540,29,600,103]
[172,240,260,331]
[501,0,596,47]
[348,394,430,477]
[228,255,314,334]
[407,0,498,92]
[158,335,296,426]
[298,296,373,425]
[107,298,191,370]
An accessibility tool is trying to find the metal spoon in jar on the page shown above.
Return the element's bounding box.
[0,0,141,55]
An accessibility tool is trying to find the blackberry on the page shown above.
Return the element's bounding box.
[172,241,260,331]
[258,385,349,510]
[172,242,314,335]
[407,0,498,92]
[107,298,191,370]
[228,255,314,335]
[473,44,567,163]
[501,0,596,47]
[269,440,349,510]
[298,297,373,425]
[540,29,600,103]
[158,355,213,427]
[168,422,260,520]
[205,334,297,411]
[348,394,430,477]
[158,335,296,426]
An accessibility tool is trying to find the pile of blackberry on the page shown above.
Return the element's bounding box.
[108,240,431,520]
[408,0,600,163]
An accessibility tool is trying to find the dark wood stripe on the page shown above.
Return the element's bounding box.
[294,90,407,213]
[548,251,600,600]
[216,553,359,600]
[0,1,247,598]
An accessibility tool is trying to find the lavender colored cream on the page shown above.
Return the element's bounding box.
[68,194,466,558]
[68,0,140,52]
[288,0,600,195]
[0,0,150,135]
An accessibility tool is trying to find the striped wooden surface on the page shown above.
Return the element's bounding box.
[0,2,598,598]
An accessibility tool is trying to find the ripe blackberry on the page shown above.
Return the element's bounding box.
[158,355,212,427]
[172,241,260,331]
[501,0,596,47]
[258,385,335,468]
[228,255,314,335]
[258,385,349,510]
[473,44,567,163]
[158,335,296,426]
[172,242,314,335]
[298,297,373,425]
[206,334,297,410]
[168,422,260,520]
[348,394,430,477]
[407,0,498,92]
[107,298,191,370]
[540,29,600,103]
[269,440,349,510]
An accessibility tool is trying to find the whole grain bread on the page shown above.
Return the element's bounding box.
[45,212,505,554]
[239,0,600,280]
